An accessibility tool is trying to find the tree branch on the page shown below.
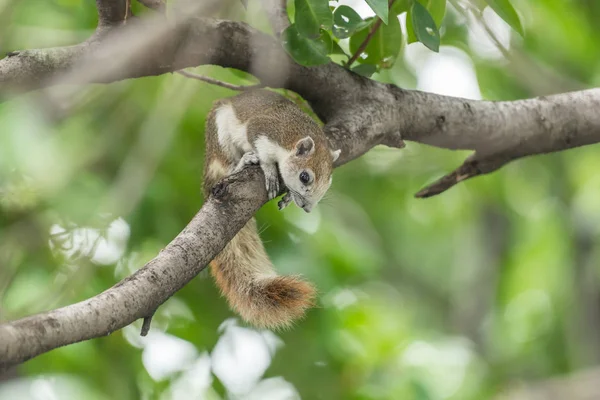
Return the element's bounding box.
[0,14,402,164]
[346,0,394,68]
[401,89,600,197]
[176,70,263,91]
[0,167,269,368]
[346,18,384,68]
[0,94,391,367]
[2,14,597,180]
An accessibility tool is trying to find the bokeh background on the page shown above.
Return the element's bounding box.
[2,0,600,399]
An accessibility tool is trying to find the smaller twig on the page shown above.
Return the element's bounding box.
[346,0,394,68]
[140,311,156,336]
[415,165,479,199]
[176,70,263,91]
[415,153,511,198]
[346,21,383,68]
[414,160,480,198]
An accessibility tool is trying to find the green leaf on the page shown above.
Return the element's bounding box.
[320,30,348,56]
[427,0,446,24]
[485,0,524,36]
[332,5,373,39]
[410,1,440,52]
[390,0,412,16]
[282,24,330,66]
[365,0,389,24]
[294,0,333,38]
[349,15,402,68]
[351,64,378,78]
[407,0,446,44]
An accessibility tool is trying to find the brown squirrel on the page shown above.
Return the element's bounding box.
[203,90,341,329]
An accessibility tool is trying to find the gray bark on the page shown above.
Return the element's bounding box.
[1,168,269,368]
[2,15,598,191]
[1,1,600,368]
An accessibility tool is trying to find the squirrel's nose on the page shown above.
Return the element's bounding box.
[302,205,312,213]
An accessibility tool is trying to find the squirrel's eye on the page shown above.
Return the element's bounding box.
[299,171,310,185]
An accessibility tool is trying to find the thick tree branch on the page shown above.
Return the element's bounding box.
[2,2,600,367]
[1,15,598,176]
[402,89,600,196]
[0,167,269,368]
[0,14,402,164]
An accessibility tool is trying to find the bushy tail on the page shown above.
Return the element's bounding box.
[210,218,316,329]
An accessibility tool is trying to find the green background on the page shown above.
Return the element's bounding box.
[2,0,600,399]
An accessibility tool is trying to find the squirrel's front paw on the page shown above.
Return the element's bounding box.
[264,173,280,200]
[278,192,292,210]
[259,163,280,200]
[234,152,260,173]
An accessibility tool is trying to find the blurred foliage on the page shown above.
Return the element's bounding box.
[1,0,600,399]
[286,0,518,73]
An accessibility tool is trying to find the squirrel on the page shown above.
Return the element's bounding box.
[202,89,341,330]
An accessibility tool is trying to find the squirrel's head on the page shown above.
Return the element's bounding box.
[280,136,341,213]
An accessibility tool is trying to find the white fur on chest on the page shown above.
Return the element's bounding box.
[215,104,252,160]
[254,136,288,163]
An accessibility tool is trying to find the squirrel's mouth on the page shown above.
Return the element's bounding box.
[290,192,312,213]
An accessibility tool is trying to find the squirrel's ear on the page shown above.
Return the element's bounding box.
[331,149,341,162]
[295,136,315,157]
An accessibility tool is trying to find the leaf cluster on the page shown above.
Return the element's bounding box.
[283,0,523,76]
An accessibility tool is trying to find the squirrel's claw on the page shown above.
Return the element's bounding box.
[260,163,280,200]
[265,175,280,200]
[278,192,292,210]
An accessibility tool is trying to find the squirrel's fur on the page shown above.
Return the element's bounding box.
[202,90,339,329]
